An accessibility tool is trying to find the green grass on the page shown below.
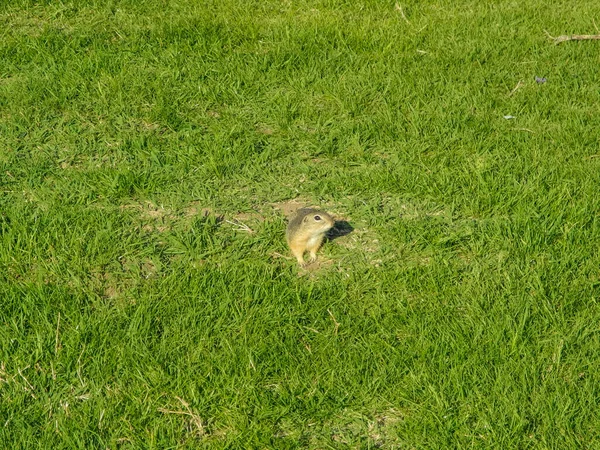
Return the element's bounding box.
[2,0,600,447]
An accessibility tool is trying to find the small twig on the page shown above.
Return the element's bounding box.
[545,30,600,44]
[585,154,600,159]
[508,80,524,97]
[394,3,410,24]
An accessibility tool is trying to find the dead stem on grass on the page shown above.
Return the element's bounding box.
[158,396,207,437]
[394,3,411,24]
[55,312,62,355]
[224,219,253,233]
[508,80,524,96]
[327,309,340,335]
[544,30,600,44]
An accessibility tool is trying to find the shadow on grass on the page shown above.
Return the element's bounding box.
[326,220,354,241]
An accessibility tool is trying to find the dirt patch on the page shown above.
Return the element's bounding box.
[231,211,265,222]
[102,284,120,300]
[274,408,405,447]
[325,408,405,446]
[120,200,226,233]
[255,123,275,135]
[271,199,311,218]
[296,257,335,276]
[90,271,121,300]
[137,120,161,131]
[120,201,176,232]
[182,201,216,219]
[121,200,271,235]
[120,200,172,219]
[223,210,266,234]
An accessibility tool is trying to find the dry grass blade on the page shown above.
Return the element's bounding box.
[55,312,61,355]
[225,219,253,233]
[394,3,410,24]
[508,80,524,97]
[511,128,535,133]
[328,309,340,335]
[17,367,37,399]
[158,397,206,437]
[544,30,600,44]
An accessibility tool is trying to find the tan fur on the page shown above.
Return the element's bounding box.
[286,208,334,266]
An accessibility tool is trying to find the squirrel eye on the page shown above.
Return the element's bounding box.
[314,215,321,221]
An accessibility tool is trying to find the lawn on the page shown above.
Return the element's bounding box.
[2,0,600,447]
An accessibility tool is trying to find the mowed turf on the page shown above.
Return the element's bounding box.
[2,0,600,447]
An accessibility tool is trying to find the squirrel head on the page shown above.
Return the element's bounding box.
[302,211,334,233]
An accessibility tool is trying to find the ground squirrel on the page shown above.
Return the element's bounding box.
[286,208,334,266]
